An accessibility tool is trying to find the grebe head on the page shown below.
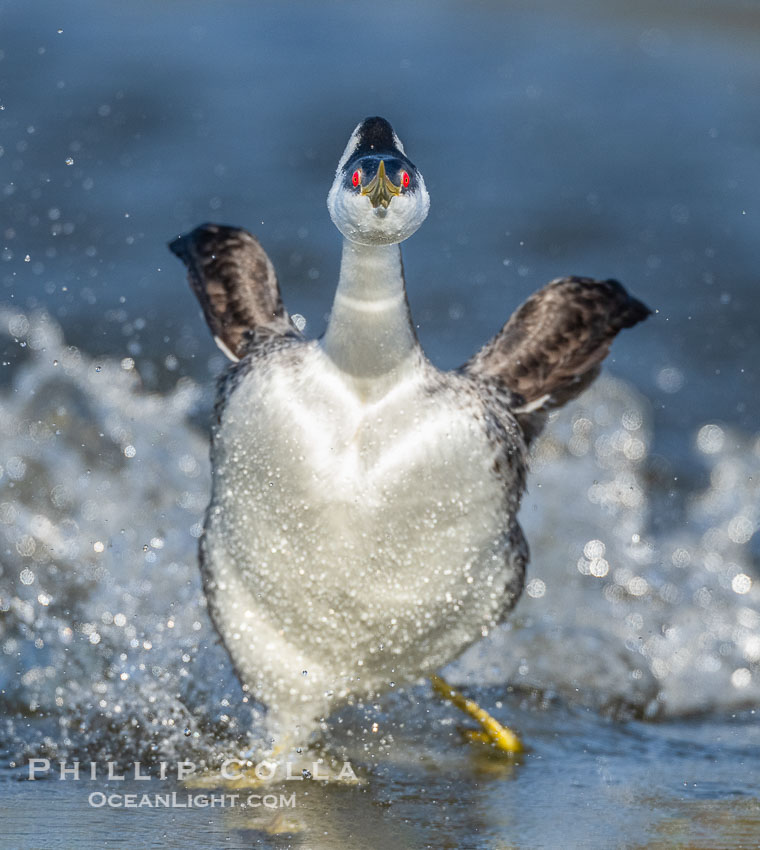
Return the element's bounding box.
[327,116,430,247]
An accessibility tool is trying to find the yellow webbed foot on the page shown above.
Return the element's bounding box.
[431,673,523,755]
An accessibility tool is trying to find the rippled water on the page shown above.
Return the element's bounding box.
[1,0,759,847]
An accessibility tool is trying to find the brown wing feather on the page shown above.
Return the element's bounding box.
[169,223,296,360]
[464,276,651,436]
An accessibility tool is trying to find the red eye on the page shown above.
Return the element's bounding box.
[352,170,361,187]
[401,171,410,188]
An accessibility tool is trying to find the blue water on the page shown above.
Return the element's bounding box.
[1,1,759,847]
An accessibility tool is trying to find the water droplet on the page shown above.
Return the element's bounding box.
[696,423,725,454]
[731,668,751,689]
[584,539,606,559]
[526,578,546,598]
[731,573,752,595]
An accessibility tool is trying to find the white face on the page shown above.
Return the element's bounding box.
[327,119,430,247]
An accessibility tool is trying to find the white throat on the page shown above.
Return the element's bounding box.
[322,239,419,400]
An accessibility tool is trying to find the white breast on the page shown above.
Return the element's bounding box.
[203,344,521,733]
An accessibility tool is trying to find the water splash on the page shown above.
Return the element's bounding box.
[454,378,760,718]
[0,309,255,767]
[0,310,757,771]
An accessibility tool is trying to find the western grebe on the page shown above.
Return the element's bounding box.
[170,116,650,757]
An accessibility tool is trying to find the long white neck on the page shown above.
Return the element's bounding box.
[322,240,419,400]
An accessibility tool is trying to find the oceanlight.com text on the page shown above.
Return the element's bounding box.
[87,792,296,809]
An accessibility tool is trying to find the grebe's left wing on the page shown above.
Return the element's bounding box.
[169,223,298,361]
[463,276,651,440]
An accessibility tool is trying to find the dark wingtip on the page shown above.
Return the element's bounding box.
[631,297,653,323]
[168,233,187,261]
[168,223,229,263]
[601,279,652,328]
[622,291,653,328]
